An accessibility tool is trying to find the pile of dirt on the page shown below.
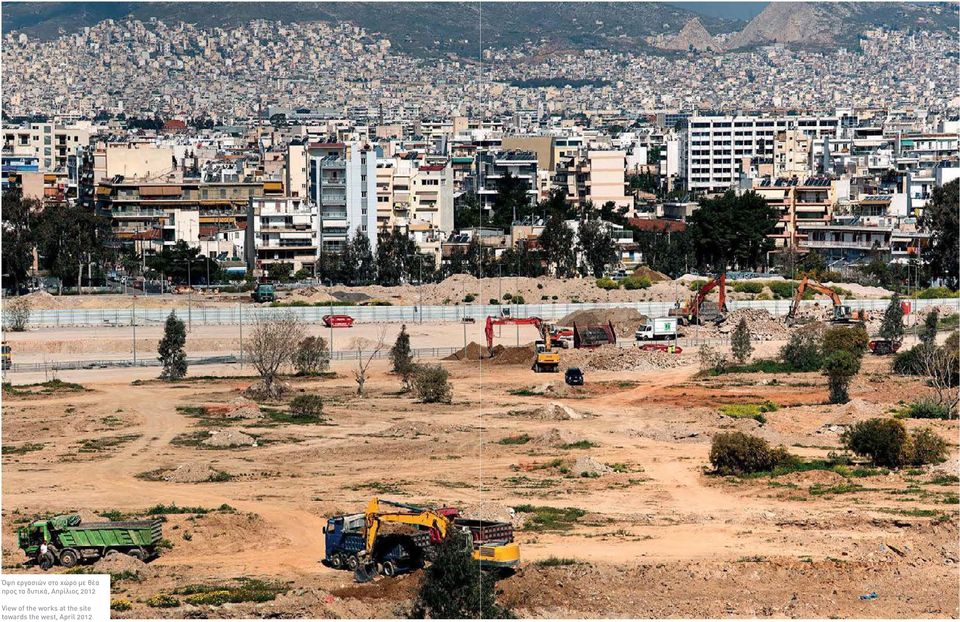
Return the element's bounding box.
[531,428,584,447]
[715,308,790,341]
[573,456,613,476]
[459,503,517,524]
[560,308,646,337]
[203,399,262,420]
[632,266,670,283]
[165,461,223,483]
[445,341,487,361]
[566,345,687,372]
[20,290,64,310]
[534,403,586,420]
[92,550,150,575]
[490,344,535,365]
[778,469,847,487]
[202,429,256,448]
[376,421,474,437]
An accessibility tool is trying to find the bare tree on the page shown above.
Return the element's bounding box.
[2,296,31,332]
[353,326,387,397]
[244,311,303,399]
[920,334,959,417]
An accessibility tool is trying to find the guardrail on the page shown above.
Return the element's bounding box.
[16,298,959,328]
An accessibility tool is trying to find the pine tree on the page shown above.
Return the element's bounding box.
[351,228,376,285]
[410,529,510,619]
[730,318,753,364]
[879,293,905,343]
[920,309,939,347]
[389,324,415,390]
[158,311,187,380]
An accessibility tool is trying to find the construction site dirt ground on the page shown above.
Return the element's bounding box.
[2,330,959,618]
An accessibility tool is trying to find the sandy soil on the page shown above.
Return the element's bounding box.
[2,337,957,618]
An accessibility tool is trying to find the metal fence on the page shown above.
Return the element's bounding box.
[9,346,463,373]
[19,298,960,328]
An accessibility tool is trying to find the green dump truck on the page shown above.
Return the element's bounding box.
[18,514,163,569]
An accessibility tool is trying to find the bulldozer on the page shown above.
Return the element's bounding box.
[785,276,869,326]
[484,316,560,372]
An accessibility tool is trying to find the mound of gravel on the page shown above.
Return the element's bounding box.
[573,456,613,477]
[535,403,586,421]
[716,309,789,341]
[202,429,256,448]
[459,503,517,524]
[165,461,224,483]
[560,308,646,337]
[93,550,149,574]
[565,345,686,372]
[532,428,584,447]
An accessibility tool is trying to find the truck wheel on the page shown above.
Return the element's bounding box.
[127,549,145,561]
[382,561,397,577]
[346,555,359,571]
[330,554,343,569]
[59,550,79,568]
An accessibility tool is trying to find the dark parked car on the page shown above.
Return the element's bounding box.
[564,367,584,386]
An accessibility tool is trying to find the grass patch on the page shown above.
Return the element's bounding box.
[2,379,88,396]
[508,388,541,397]
[896,400,955,420]
[135,469,166,482]
[347,480,411,495]
[736,555,766,562]
[498,434,531,445]
[145,503,235,516]
[718,401,777,424]
[877,507,948,518]
[559,440,599,450]
[260,407,325,425]
[146,594,180,608]
[170,431,209,447]
[928,474,960,486]
[809,483,863,496]
[2,442,45,455]
[515,504,587,532]
[77,435,140,452]
[699,360,799,376]
[172,578,289,605]
[110,599,132,611]
[534,557,581,567]
[502,476,559,489]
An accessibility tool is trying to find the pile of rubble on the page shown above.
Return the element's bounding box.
[534,403,587,420]
[531,428,586,447]
[573,456,613,477]
[202,429,256,448]
[165,461,226,483]
[565,345,687,372]
[560,308,646,337]
[716,309,790,341]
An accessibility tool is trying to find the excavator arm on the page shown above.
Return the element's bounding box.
[484,316,544,350]
[363,498,449,554]
[787,277,843,321]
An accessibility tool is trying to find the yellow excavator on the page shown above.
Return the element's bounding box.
[352,498,520,582]
[785,276,869,326]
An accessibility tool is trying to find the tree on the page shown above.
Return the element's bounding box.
[730,318,753,364]
[36,203,113,292]
[157,312,187,380]
[490,171,533,230]
[2,296,31,332]
[923,179,959,288]
[245,311,303,399]
[823,350,860,404]
[577,219,619,277]
[454,193,482,230]
[351,228,376,285]
[389,324,415,391]
[686,190,779,272]
[822,325,869,359]
[411,529,510,619]
[353,327,387,396]
[842,418,911,468]
[538,215,576,278]
[145,240,218,285]
[338,231,358,285]
[920,309,939,347]
[267,262,294,283]
[918,331,960,416]
[293,336,329,376]
[1,190,38,292]
[879,293,905,343]
[377,228,420,286]
[412,364,452,403]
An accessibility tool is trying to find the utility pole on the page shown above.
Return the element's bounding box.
[132,295,137,365]
[238,301,243,368]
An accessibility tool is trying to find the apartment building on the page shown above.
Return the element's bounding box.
[584,150,632,209]
[307,141,377,255]
[245,196,319,275]
[773,130,813,179]
[474,150,538,211]
[752,176,848,253]
[682,115,840,193]
[2,122,90,171]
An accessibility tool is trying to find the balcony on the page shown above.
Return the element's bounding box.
[804,239,887,251]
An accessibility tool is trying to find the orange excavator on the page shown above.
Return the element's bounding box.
[785,276,868,325]
[484,316,560,372]
[670,272,728,326]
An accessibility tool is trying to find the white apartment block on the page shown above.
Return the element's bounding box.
[308,141,377,256]
[585,150,632,209]
[3,123,90,171]
[683,115,840,193]
[245,196,319,274]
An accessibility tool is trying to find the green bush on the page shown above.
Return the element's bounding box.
[892,344,929,375]
[916,287,959,299]
[463,294,475,303]
[688,279,707,291]
[621,275,651,290]
[767,281,799,299]
[502,293,513,301]
[709,431,794,475]
[289,394,324,419]
[732,281,764,294]
[489,298,499,305]
[146,594,180,608]
[293,336,329,375]
[909,428,949,465]
[513,294,525,304]
[110,599,132,611]
[899,399,953,420]
[823,350,861,404]
[823,325,869,359]
[842,418,910,468]
[596,277,620,290]
[779,328,823,371]
[413,364,453,403]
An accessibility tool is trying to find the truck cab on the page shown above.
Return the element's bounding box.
[635,317,677,341]
[251,284,276,303]
[17,521,51,558]
[323,513,366,570]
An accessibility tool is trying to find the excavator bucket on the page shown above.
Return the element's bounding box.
[354,560,378,583]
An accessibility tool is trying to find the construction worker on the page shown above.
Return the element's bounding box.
[39,541,54,570]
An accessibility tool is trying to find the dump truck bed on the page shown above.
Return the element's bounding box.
[453,518,514,544]
[57,520,162,549]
